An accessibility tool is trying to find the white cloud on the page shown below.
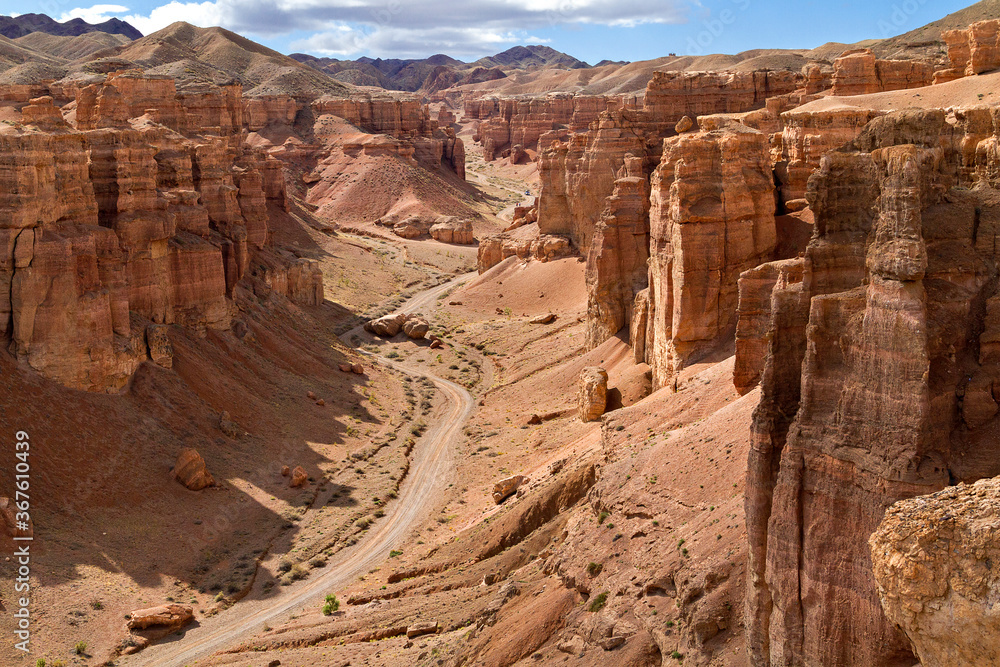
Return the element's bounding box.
[65,0,690,56]
[58,4,130,24]
[119,1,226,35]
[292,25,532,58]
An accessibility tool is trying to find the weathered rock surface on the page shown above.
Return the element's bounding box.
[492,475,528,504]
[578,367,609,422]
[778,107,884,203]
[290,465,308,488]
[943,20,1000,77]
[364,313,407,337]
[871,477,1000,667]
[642,123,776,388]
[406,621,439,638]
[0,72,320,392]
[831,49,933,96]
[584,155,650,348]
[734,259,804,395]
[430,217,474,244]
[402,317,429,339]
[477,230,574,273]
[127,604,194,631]
[173,448,214,491]
[746,109,1000,666]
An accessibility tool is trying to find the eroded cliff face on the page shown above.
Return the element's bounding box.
[466,94,628,162]
[941,19,1000,81]
[641,123,777,390]
[830,49,933,97]
[0,76,323,393]
[744,109,1000,666]
[871,477,1000,667]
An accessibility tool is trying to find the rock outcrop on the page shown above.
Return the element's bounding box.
[492,475,528,504]
[584,155,650,348]
[734,259,803,395]
[642,122,776,388]
[173,448,214,491]
[312,92,465,179]
[578,367,609,422]
[429,218,474,244]
[127,604,195,631]
[746,109,1000,666]
[831,49,933,96]
[477,231,574,273]
[942,20,1000,78]
[871,477,1000,667]
[778,107,884,203]
[0,72,323,392]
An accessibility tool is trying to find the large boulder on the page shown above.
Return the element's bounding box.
[145,324,173,369]
[492,475,527,504]
[871,477,1000,667]
[173,448,214,491]
[402,317,430,339]
[364,313,408,337]
[127,604,194,631]
[430,217,474,245]
[578,367,609,422]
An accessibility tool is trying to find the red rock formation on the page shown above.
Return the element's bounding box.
[642,122,776,389]
[734,259,803,395]
[831,49,933,96]
[584,155,650,347]
[778,107,884,203]
[468,94,625,162]
[312,93,465,179]
[746,109,1000,666]
[0,75,324,392]
[943,20,1000,77]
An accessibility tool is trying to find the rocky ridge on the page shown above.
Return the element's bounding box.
[0,70,323,392]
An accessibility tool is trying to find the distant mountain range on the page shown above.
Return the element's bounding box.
[291,44,601,92]
[0,12,142,40]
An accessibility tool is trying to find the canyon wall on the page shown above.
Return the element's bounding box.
[942,19,1000,79]
[0,77,323,393]
[744,108,1000,666]
[831,49,934,96]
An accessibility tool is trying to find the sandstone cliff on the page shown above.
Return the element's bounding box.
[831,49,934,96]
[745,109,1000,666]
[871,477,1000,667]
[0,76,323,392]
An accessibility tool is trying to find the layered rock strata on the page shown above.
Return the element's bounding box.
[0,74,323,392]
[870,477,1000,667]
[745,109,1000,666]
[831,49,934,96]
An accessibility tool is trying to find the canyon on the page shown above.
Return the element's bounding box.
[5,4,1000,667]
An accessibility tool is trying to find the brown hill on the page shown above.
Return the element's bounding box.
[94,22,351,98]
[15,31,130,61]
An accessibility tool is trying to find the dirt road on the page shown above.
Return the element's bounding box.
[126,275,474,666]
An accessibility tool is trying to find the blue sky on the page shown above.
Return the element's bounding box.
[0,0,978,62]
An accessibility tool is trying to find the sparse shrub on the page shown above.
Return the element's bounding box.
[586,562,603,577]
[322,594,340,615]
[290,563,309,581]
[598,511,609,524]
[35,660,45,667]
[671,650,684,660]
[74,641,87,655]
[90,600,103,610]
[277,558,293,573]
[588,592,608,613]
[389,550,403,558]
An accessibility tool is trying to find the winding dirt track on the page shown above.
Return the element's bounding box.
[126,275,474,666]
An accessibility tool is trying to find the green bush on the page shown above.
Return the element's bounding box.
[322,594,340,615]
[588,592,608,613]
